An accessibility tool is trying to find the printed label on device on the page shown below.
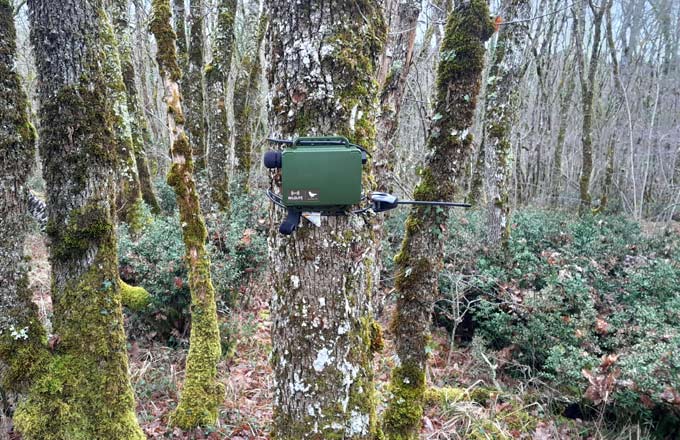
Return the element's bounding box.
[287,189,320,202]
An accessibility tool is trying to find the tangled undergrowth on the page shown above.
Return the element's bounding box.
[3,199,678,439]
[423,209,680,439]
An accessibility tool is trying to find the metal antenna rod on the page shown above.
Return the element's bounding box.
[398,200,471,208]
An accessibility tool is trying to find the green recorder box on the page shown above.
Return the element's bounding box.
[281,137,363,208]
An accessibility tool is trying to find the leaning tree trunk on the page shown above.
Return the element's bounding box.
[233,9,267,194]
[150,0,224,429]
[16,1,144,438]
[483,0,530,250]
[111,0,161,214]
[382,2,494,439]
[266,1,386,438]
[206,0,237,210]
[0,0,49,396]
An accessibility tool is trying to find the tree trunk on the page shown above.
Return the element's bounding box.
[185,0,207,172]
[0,0,49,396]
[597,136,615,213]
[173,0,188,74]
[265,1,386,438]
[233,8,267,193]
[574,0,611,215]
[374,0,420,192]
[483,0,530,250]
[150,0,224,429]
[550,72,575,206]
[111,0,161,214]
[100,6,145,230]
[16,1,144,437]
[382,2,494,439]
[467,138,485,205]
[206,0,237,210]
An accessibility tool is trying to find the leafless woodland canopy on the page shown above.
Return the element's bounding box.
[10,0,680,221]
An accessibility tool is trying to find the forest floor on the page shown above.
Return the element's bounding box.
[6,212,678,439]
[17,233,579,440]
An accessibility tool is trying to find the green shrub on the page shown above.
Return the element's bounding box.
[435,208,680,433]
[117,191,267,345]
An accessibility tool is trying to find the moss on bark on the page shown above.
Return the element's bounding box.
[233,12,267,193]
[266,1,386,437]
[383,2,494,439]
[111,0,162,214]
[0,0,49,396]
[206,0,236,210]
[14,238,144,439]
[18,1,144,436]
[99,8,144,232]
[119,279,151,311]
[150,0,224,428]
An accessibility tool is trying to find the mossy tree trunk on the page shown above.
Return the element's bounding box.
[233,8,267,193]
[16,0,144,438]
[150,0,224,429]
[173,0,189,75]
[597,137,615,213]
[266,1,386,438]
[382,2,494,439]
[550,71,575,206]
[185,0,207,172]
[483,0,529,250]
[206,0,237,211]
[467,138,485,205]
[111,0,162,214]
[374,0,421,192]
[0,0,49,396]
[573,0,612,216]
[98,6,145,231]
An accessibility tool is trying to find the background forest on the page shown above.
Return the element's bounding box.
[1,0,679,439]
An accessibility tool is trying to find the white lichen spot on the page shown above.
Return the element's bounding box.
[320,44,334,58]
[313,347,333,372]
[337,321,350,335]
[339,360,360,411]
[348,104,359,131]
[291,371,311,393]
[290,274,300,289]
[347,410,369,436]
[319,297,326,307]
[9,325,28,341]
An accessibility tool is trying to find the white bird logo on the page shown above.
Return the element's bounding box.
[308,191,318,198]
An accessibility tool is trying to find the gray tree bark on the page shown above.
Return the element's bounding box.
[185,0,207,172]
[16,0,144,437]
[111,0,161,214]
[233,6,267,193]
[206,0,237,210]
[382,2,494,438]
[574,0,612,215]
[374,0,421,192]
[483,0,530,249]
[265,1,386,438]
[0,0,48,396]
